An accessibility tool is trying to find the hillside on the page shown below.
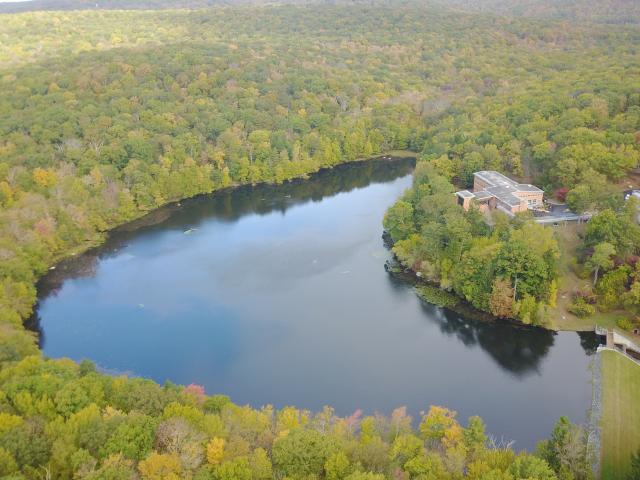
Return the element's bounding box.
[436,0,640,24]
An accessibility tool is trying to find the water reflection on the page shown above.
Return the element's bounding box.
[418,300,555,378]
[33,157,416,300]
[577,331,599,355]
[32,156,594,450]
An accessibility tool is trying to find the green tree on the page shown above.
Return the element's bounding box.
[102,414,157,461]
[537,417,593,480]
[0,447,18,476]
[325,451,351,480]
[597,266,631,310]
[0,420,51,470]
[464,416,488,460]
[384,200,415,242]
[248,448,272,480]
[495,241,549,300]
[586,242,616,286]
[344,472,385,480]
[515,294,540,325]
[272,429,338,478]
[214,457,253,480]
[85,454,137,480]
[508,454,556,480]
[403,453,448,478]
[390,434,423,466]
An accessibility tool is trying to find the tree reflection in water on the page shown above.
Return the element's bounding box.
[29,156,416,344]
[386,272,596,378]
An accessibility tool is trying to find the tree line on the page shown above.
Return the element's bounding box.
[383,11,640,325]
[0,355,594,479]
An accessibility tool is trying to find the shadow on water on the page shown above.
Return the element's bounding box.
[384,273,554,378]
[384,266,597,379]
[424,304,555,378]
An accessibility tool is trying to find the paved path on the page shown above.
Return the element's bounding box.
[534,213,592,224]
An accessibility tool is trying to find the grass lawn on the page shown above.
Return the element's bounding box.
[549,223,637,334]
[550,223,594,330]
[600,350,640,480]
[558,310,629,332]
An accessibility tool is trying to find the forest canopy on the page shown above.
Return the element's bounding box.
[0,1,638,477]
[5,1,637,349]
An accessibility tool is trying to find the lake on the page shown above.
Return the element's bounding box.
[32,157,596,450]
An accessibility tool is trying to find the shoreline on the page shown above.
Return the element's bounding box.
[26,153,418,329]
[383,240,597,335]
[24,153,598,457]
[38,152,418,269]
[26,150,599,351]
[384,256,559,333]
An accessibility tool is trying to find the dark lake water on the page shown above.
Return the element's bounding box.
[33,157,596,450]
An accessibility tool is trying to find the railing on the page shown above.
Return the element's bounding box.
[595,325,640,366]
[535,213,592,224]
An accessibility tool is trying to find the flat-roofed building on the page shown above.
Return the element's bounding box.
[455,171,543,215]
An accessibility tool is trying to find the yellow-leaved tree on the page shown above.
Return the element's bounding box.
[138,452,182,480]
[206,437,226,465]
